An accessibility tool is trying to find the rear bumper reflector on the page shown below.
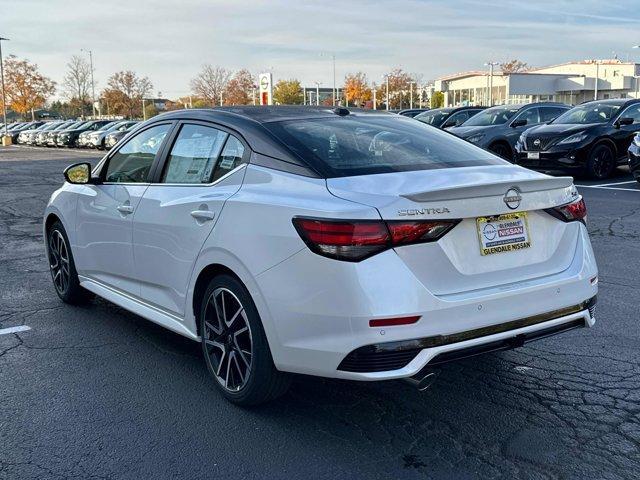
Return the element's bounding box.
[369,316,421,328]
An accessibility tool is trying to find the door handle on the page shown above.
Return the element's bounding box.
[190,210,216,221]
[117,204,134,214]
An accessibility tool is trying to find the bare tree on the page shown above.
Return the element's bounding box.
[62,55,92,116]
[190,65,231,106]
[103,70,153,118]
[500,59,529,74]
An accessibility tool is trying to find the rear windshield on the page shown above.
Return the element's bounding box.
[415,109,453,126]
[463,106,519,126]
[265,115,502,178]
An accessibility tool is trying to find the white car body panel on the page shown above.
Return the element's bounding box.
[44,112,599,383]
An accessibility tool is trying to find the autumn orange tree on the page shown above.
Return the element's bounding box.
[2,56,55,119]
[102,71,152,118]
[343,72,372,107]
[223,69,255,105]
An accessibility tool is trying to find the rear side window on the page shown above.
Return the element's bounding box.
[211,135,245,182]
[162,124,228,184]
[265,115,502,178]
[540,107,567,122]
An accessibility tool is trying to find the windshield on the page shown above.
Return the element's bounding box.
[265,115,503,178]
[463,107,520,127]
[553,102,622,124]
[415,109,452,126]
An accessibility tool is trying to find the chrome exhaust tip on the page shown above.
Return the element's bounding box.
[403,370,439,391]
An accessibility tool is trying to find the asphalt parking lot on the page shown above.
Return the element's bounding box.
[1,146,639,480]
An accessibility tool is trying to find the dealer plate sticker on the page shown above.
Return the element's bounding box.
[476,212,531,256]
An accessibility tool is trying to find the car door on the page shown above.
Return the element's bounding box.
[73,123,173,296]
[611,103,640,158]
[132,122,249,316]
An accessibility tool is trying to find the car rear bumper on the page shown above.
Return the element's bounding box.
[256,223,598,380]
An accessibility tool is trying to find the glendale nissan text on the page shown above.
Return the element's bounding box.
[44,106,598,405]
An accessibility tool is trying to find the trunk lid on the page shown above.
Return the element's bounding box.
[327,165,581,296]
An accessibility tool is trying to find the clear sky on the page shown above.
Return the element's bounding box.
[2,0,640,99]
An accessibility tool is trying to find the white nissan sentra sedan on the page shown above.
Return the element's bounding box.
[44,106,598,405]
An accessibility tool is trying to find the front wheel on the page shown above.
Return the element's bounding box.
[200,274,290,406]
[586,144,616,179]
[488,142,513,161]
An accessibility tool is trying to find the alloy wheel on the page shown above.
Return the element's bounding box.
[49,230,70,294]
[202,287,253,392]
[592,147,613,178]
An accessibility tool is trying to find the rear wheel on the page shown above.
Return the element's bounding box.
[47,221,93,304]
[586,144,615,179]
[200,274,290,406]
[488,142,513,161]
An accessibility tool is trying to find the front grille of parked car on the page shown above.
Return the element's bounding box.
[338,296,596,373]
[525,136,557,151]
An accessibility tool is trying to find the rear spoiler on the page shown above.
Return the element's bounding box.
[402,176,574,202]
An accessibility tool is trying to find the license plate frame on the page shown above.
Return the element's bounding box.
[527,152,540,160]
[476,212,531,256]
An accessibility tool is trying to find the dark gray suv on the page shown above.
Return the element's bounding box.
[448,102,570,160]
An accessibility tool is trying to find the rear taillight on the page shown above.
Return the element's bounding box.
[292,217,460,261]
[545,197,587,224]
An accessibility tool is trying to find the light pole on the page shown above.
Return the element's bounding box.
[315,81,320,106]
[372,82,377,110]
[632,46,640,99]
[142,98,146,120]
[409,81,415,109]
[484,62,498,106]
[594,60,600,101]
[383,74,390,111]
[81,49,96,117]
[0,36,9,139]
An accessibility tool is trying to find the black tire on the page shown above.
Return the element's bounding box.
[199,274,290,406]
[586,144,616,179]
[47,221,94,304]
[489,142,513,161]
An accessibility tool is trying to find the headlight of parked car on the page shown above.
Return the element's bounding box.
[465,133,485,144]
[633,134,640,148]
[558,132,589,145]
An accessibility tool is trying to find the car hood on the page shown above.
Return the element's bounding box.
[447,125,493,137]
[525,122,600,136]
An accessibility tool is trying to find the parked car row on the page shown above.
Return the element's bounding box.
[9,119,139,150]
[417,99,640,179]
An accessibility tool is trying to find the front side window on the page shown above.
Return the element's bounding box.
[463,106,520,126]
[265,115,502,178]
[553,102,622,124]
[162,124,228,184]
[105,124,171,183]
[619,104,640,124]
[514,108,540,126]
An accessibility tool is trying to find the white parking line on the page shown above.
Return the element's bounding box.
[0,325,31,336]
[588,180,637,187]
[578,184,640,192]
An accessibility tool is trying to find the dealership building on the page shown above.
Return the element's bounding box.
[434,59,640,107]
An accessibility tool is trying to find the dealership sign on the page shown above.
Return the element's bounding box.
[259,73,273,106]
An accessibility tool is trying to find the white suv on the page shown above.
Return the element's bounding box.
[44,107,598,405]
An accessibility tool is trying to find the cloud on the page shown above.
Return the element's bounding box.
[6,0,640,99]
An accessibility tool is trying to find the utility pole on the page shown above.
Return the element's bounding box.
[81,49,96,117]
[142,98,146,120]
[332,54,336,106]
[0,37,9,139]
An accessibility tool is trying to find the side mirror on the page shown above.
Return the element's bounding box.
[63,162,94,184]
[615,117,634,128]
[510,118,528,128]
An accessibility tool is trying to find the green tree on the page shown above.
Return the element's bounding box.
[430,91,444,108]
[272,79,303,105]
